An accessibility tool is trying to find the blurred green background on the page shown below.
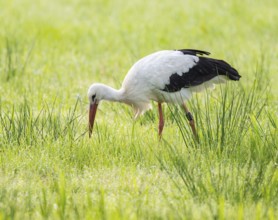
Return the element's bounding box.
[1,0,277,106]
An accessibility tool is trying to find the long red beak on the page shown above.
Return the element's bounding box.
[89,103,98,138]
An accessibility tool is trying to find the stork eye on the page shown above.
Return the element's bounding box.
[92,94,96,101]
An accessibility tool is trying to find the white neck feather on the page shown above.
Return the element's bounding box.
[99,85,124,102]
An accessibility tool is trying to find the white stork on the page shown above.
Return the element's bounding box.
[88,49,241,138]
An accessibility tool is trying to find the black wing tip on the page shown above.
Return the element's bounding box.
[177,49,211,56]
[208,58,241,81]
[228,68,242,81]
[227,63,241,81]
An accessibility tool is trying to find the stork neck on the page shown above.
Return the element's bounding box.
[101,85,124,102]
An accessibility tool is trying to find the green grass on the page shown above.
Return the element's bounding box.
[0,0,278,219]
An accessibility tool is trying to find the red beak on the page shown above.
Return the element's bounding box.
[89,103,98,138]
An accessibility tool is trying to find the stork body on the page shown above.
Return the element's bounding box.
[88,49,241,138]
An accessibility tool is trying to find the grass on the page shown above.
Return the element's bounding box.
[0,0,278,219]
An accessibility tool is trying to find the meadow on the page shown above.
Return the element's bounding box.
[0,0,277,219]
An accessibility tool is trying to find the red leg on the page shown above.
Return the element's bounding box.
[158,103,164,138]
[182,103,198,139]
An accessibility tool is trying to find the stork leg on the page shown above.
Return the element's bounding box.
[158,103,164,138]
[182,103,198,139]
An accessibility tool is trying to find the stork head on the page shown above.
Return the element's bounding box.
[87,83,104,138]
[87,83,107,103]
[87,83,124,138]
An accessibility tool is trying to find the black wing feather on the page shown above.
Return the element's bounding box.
[163,51,241,92]
[177,49,211,56]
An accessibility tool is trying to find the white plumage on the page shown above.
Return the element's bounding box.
[121,50,198,114]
